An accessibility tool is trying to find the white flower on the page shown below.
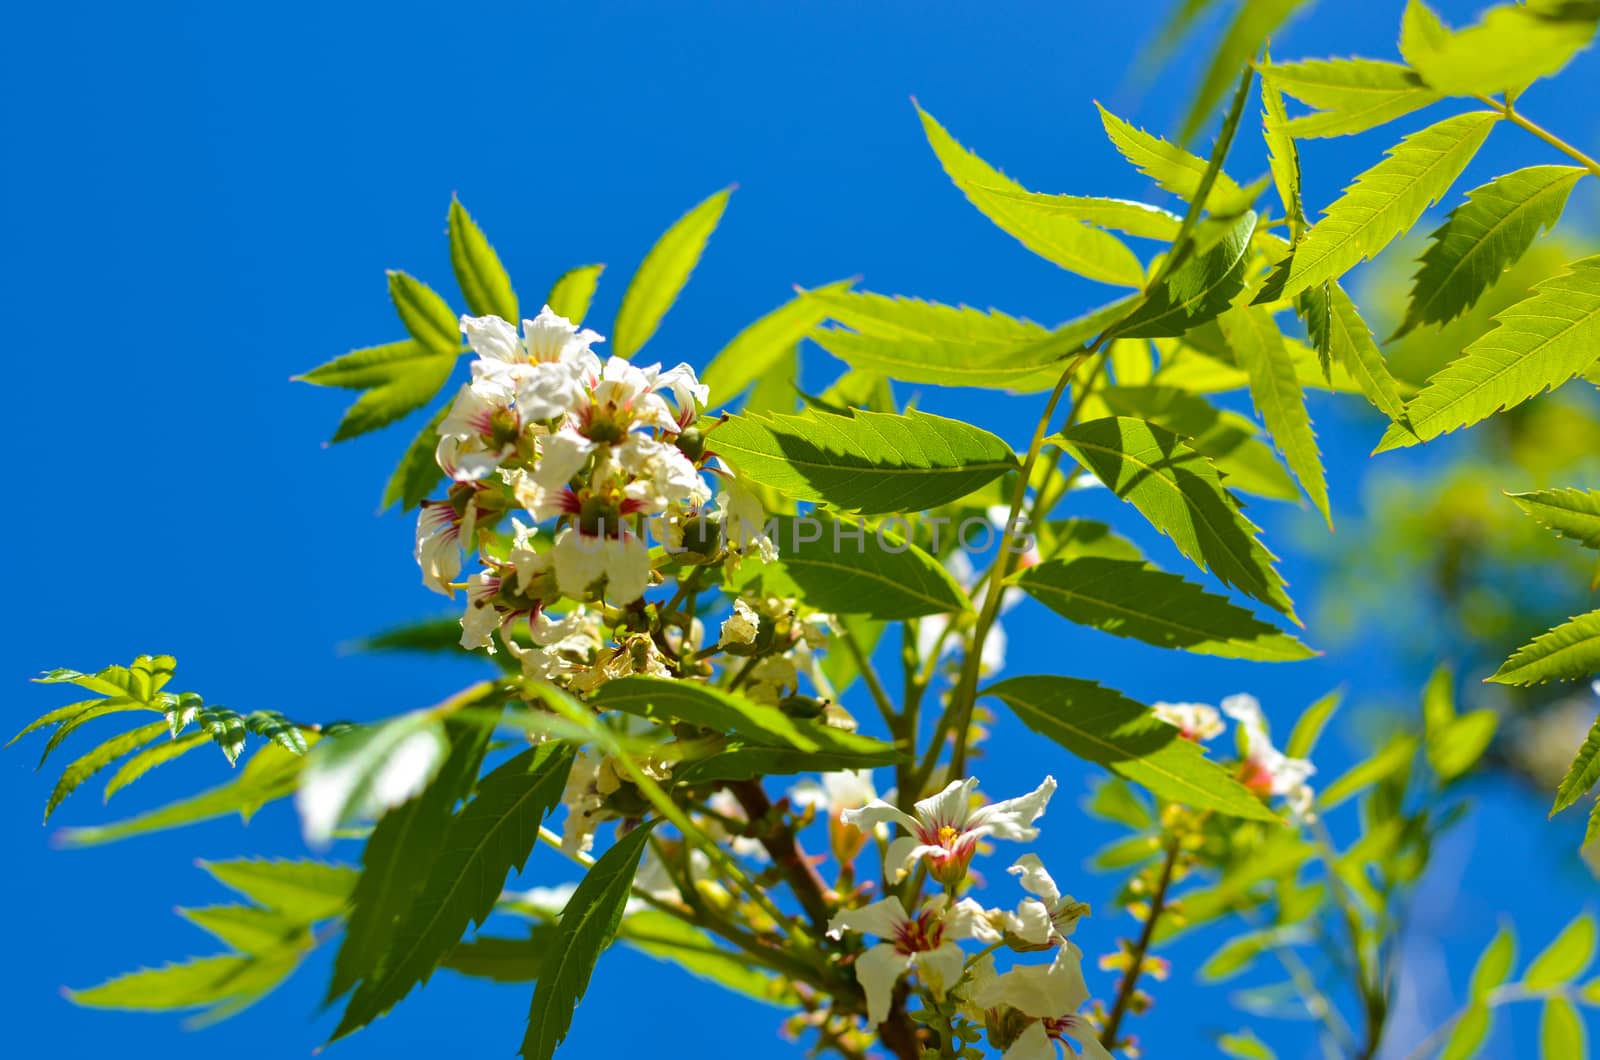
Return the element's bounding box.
[966,947,1111,1060]
[617,433,709,512]
[843,775,1056,886]
[1222,694,1316,817]
[655,363,709,424]
[1152,701,1225,743]
[433,383,524,482]
[827,896,999,1025]
[552,526,651,603]
[792,769,879,864]
[1004,855,1088,948]
[463,308,603,418]
[716,470,776,565]
[415,499,471,597]
[720,600,761,648]
[744,655,798,706]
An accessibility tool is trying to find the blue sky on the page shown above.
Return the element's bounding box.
[4,1,1599,1056]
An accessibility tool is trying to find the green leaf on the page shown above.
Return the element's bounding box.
[614,908,798,1005]
[1286,689,1342,760]
[1399,0,1452,66]
[333,742,575,1039]
[1442,1004,1491,1060]
[68,955,296,1013]
[200,857,357,920]
[1112,211,1259,338]
[810,289,1134,391]
[1217,1027,1279,1060]
[612,188,731,359]
[387,270,462,356]
[7,699,99,748]
[198,706,247,766]
[59,743,307,846]
[1430,711,1498,783]
[1526,913,1597,988]
[179,905,309,955]
[1201,930,1273,983]
[45,721,168,822]
[35,654,178,700]
[1490,609,1600,686]
[443,930,556,983]
[1511,488,1600,550]
[350,615,464,656]
[1261,57,1305,238]
[296,711,451,847]
[1096,104,1258,215]
[917,105,1145,286]
[1254,112,1499,305]
[1404,1,1600,97]
[1038,518,1146,563]
[328,718,492,1002]
[1324,281,1411,425]
[1470,924,1517,997]
[1399,166,1586,337]
[298,340,458,444]
[712,407,1017,514]
[103,731,211,801]
[985,675,1279,822]
[1318,734,1417,810]
[1180,0,1305,144]
[675,743,903,785]
[1086,777,1155,830]
[1262,58,1440,138]
[1219,305,1331,526]
[521,822,657,1060]
[1543,997,1587,1059]
[545,264,604,325]
[36,699,156,767]
[762,514,971,620]
[702,281,852,403]
[244,710,309,757]
[1553,713,1600,816]
[1010,557,1314,662]
[591,676,893,759]
[381,403,449,512]
[448,197,518,321]
[1050,416,1296,619]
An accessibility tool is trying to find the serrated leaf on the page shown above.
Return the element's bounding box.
[1096,104,1257,215]
[295,711,450,848]
[387,270,461,356]
[521,822,657,1060]
[1554,713,1600,816]
[60,744,307,846]
[702,281,852,403]
[381,403,449,512]
[45,721,168,822]
[327,718,492,1002]
[1011,557,1313,662]
[712,407,1017,514]
[200,857,356,920]
[1095,386,1299,501]
[333,742,575,1039]
[1219,305,1331,526]
[918,105,1145,286]
[1512,488,1600,550]
[1470,924,1516,997]
[985,675,1279,821]
[1325,282,1411,425]
[244,710,309,756]
[612,189,730,359]
[1526,913,1597,987]
[591,676,895,760]
[68,955,286,1012]
[7,699,99,748]
[1112,211,1258,338]
[762,514,972,620]
[179,905,309,954]
[1286,689,1342,760]
[297,340,458,444]
[1399,165,1586,337]
[1261,59,1305,237]
[1180,0,1305,144]
[810,289,1135,391]
[1263,58,1440,139]
[1255,112,1498,305]
[36,699,155,767]
[448,198,517,322]
[1491,609,1600,686]
[1038,519,1145,563]
[545,264,604,325]
[1442,1003,1491,1060]
[1050,416,1296,619]
[1404,0,1600,97]
[103,730,211,801]
[36,655,178,700]
[1543,996,1587,1059]
[198,705,247,765]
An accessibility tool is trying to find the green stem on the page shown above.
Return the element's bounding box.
[1478,94,1600,177]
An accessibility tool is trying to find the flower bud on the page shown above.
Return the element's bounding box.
[778,694,828,720]
[674,427,706,463]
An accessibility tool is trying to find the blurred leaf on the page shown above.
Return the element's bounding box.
[1086,776,1154,830]
[1201,931,1276,983]
[1255,112,1498,305]
[45,721,168,822]
[200,858,356,921]
[1217,1027,1278,1060]
[612,188,731,358]
[1011,556,1313,661]
[1430,710,1498,782]
[1542,997,1587,1059]
[1318,734,1418,810]
[1263,58,1440,138]
[296,711,451,848]
[918,104,1145,286]
[986,675,1279,821]
[1470,924,1517,997]
[381,403,449,512]
[1051,416,1296,619]
[1526,913,1597,987]
[521,822,657,1060]
[1286,688,1342,760]
[1180,0,1305,144]
[179,905,309,955]
[1403,1,1600,97]
[103,731,211,801]
[448,197,518,321]
[546,264,604,325]
[1441,1003,1491,1060]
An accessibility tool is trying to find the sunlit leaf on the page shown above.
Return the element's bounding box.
[1096,104,1258,215]
[1262,58,1439,138]
[702,281,852,403]
[448,197,518,322]
[612,188,731,358]
[545,264,604,325]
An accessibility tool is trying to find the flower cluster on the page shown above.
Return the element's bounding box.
[1154,693,1317,819]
